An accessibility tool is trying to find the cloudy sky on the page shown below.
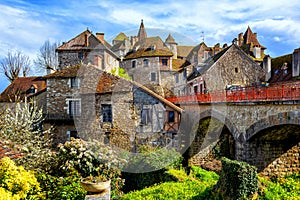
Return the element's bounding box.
[0,0,300,92]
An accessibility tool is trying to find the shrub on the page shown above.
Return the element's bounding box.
[37,169,86,200]
[0,157,41,199]
[214,157,258,200]
[0,102,55,172]
[122,146,183,192]
[121,167,219,200]
[190,166,219,183]
[56,138,125,198]
[258,174,300,199]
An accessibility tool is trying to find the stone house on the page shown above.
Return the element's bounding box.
[56,29,119,73]
[43,64,183,149]
[292,47,300,78]
[118,20,193,96]
[234,26,272,81]
[0,76,47,110]
[187,44,266,94]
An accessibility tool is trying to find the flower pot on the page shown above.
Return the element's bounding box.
[80,179,111,193]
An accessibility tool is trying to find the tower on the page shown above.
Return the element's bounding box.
[137,19,147,41]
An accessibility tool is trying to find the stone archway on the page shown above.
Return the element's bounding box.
[244,124,300,176]
[186,116,235,172]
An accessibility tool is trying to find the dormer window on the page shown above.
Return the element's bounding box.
[29,85,37,94]
[150,45,156,51]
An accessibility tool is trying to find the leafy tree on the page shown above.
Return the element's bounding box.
[111,67,131,80]
[35,40,60,73]
[0,51,31,82]
[0,101,55,172]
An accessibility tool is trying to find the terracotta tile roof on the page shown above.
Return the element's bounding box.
[172,59,191,72]
[124,48,173,60]
[44,65,81,78]
[0,139,24,160]
[177,46,194,58]
[56,29,112,51]
[0,76,46,102]
[243,26,266,49]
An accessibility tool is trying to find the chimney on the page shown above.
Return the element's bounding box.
[238,32,243,46]
[253,33,257,38]
[96,33,105,43]
[84,33,88,47]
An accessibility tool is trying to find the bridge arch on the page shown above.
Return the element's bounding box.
[241,123,300,176]
[245,111,300,142]
[185,110,236,170]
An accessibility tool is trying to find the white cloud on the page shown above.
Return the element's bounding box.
[274,36,281,42]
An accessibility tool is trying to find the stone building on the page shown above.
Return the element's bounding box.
[0,76,47,110]
[56,29,119,73]
[234,26,272,81]
[119,20,193,96]
[43,64,183,149]
[292,47,300,78]
[187,44,266,94]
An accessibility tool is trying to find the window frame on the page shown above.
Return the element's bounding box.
[68,99,81,117]
[150,72,156,81]
[132,60,137,68]
[143,59,149,67]
[101,104,112,123]
[161,59,168,66]
[70,77,80,88]
[141,108,152,125]
[168,111,175,123]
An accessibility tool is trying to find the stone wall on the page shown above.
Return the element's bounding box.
[181,102,300,176]
[203,45,265,92]
[123,57,160,85]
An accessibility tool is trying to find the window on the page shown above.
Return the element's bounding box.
[70,77,79,88]
[168,111,175,122]
[151,72,156,81]
[162,59,168,66]
[141,109,151,124]
[101,104,112,122]
[183,70,187,80]
[67,130,78,141]
[143,59,149,67]
[69,100,81,116]
[235,67,239,73]
[175,74,179,83]
[132,60,136,68]
[78,52,83,60]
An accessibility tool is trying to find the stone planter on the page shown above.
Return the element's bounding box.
[80,179,111,193]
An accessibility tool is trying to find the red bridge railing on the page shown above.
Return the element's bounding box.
[166,82,300,103]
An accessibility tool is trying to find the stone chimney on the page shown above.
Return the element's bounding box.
[84,33,88,47]
[96,33,105,44]
[253,33,257,39]
[238,32,243,46]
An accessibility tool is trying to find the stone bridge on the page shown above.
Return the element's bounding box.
[170,93,300,176]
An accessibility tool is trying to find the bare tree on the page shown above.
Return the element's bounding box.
[35,40,60,73]
[0,51,31,82]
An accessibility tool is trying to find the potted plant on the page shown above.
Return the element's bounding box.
[80,175,111,193]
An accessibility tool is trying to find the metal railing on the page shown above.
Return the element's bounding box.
[167,81,300,103]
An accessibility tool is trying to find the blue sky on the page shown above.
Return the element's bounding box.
[1,0,300,92]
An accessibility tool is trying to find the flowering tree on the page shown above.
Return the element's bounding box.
[0,102,54,171]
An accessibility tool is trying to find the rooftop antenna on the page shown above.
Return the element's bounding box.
[201,31,205,42]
